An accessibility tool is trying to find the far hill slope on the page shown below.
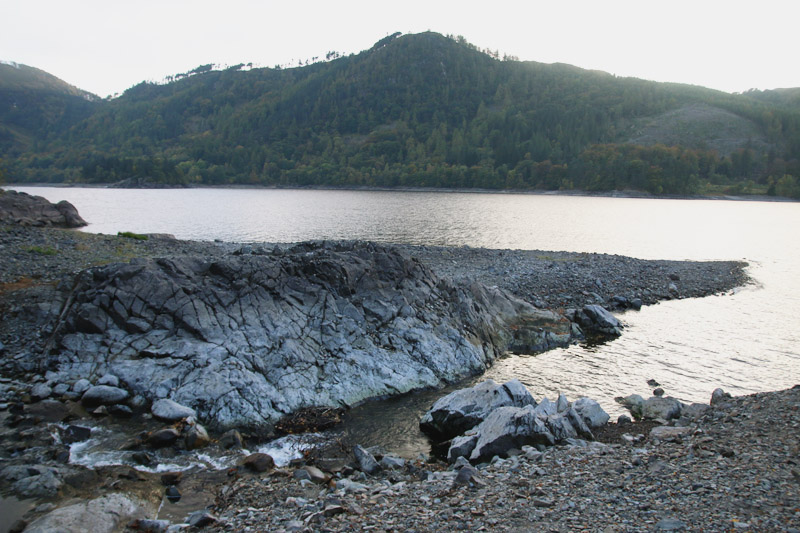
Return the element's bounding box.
[2,33,799,196]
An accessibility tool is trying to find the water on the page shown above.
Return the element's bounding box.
[7,186,800,457]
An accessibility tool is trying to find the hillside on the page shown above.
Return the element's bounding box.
[0,61,98,157]
[1,33,799,197]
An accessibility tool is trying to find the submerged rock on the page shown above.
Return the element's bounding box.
[48,242,573,430]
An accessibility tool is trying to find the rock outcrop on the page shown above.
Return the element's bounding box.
[47,242,575,431]
[0,189,87,227]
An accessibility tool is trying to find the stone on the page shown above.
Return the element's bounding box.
[184,423,210,450]
[147,428,181,448]
[303,465,329,484]
[572,397,610,428]
[469,405,555,463]
[52,383,71,396]
[24,493,153,533]
[49,244,570,430]
[186,511,219,528]
[576,304,622,336]
[655,518,687,531]
[151,398,197,421]
[379,455,406,470]
[219,429,243,449]
[616,394,645,419]
[160,471,182,486]
[165,486,181,503]
[109,404,133,417]
[711,387,732,405]
[354,445,381,474]
[62,424,92,444]
[95,374,117,387]
[642,396,682,420]
[81,385,129,407]
[448,434,478,463]
[617,414,633,426]
[30,383,52,401]
[241,452,275,473]
[420,379,537,440]
[556,393,570,413]
[452,464,483,487]
[653,387,665,397]
[72,379,91,394]
[129,519,170,533]
[650,426,692,440]
[545,414,578,442]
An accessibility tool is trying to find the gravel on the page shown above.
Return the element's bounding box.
[206,387,800,532]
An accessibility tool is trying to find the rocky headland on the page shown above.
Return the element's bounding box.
[4,191,794,532]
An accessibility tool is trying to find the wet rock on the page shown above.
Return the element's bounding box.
[165,485,181,503]
[72,378,91,394]
[354,444,381,474]
[151,398,196,422]
[62,424,92,444]
[24,493,153,533]
[129,518,170,533]
[132,451,154,467]
[81,385,129,407]
[109,404,134,417]
[420,379,536,440]
[219,429,243,449]
[187,510,217,528]
[575,304,622,336]
[147,428,180,448]
[653,387,665,397]
[160,471,182,486]
[184,422,210,450]
[2,465,63,498]
[241,452,274,473]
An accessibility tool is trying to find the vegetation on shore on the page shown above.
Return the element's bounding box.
[1,33,799,198]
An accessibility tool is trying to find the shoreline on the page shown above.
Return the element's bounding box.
[5,182,797,204]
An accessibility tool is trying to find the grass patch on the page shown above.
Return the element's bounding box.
[117,231,149,241]
[24,245,58,255]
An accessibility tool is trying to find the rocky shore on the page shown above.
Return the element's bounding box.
[2,191,782,532]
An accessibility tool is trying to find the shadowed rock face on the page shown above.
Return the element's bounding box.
[49,242,572,431]
[0,190,87,227]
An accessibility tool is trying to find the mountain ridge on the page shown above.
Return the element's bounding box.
[2,32,799,198]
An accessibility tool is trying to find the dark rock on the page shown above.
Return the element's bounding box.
[8,519,27,533]
[711,387,732,405]
[81,385,129,407]
[575,304,622,336]
[147,428,180,448]
[184,423,210,450]
[187,510,217,528]
[241,452,275,473]
[62,424,92,444]
[0,190,88,228]
[653,387,665,397]
[420,379,536,440]
[354,444,381,474]
[165,485,181,503]
[219,429,243,449]
[108,404,133,417]
[129,518,170,533]
[160,471,182,486]
[132,451,154,467]
[617,414,633,426]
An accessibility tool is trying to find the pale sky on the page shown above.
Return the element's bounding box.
[2,0,797,98]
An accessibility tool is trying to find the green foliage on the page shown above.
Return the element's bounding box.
[117,231,149,241]
[2,32,799,197]
[24,245,58,255]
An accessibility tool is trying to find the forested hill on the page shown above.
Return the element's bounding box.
[2,32,800,198]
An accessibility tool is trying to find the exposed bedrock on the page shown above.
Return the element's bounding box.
[47,242,574,431]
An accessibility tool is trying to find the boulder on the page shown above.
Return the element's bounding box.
[151,398,196,421]
[572,397,610,428]
[642,397,683,420]
[420,379,536,440]
[24,493,154,533]
[49,243,574,430]
[468,405,555,463]
[81,385,129,407]
[0,190,88,228]
[575,304,622,336]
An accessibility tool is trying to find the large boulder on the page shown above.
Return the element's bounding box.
[48,242,574,431]
[467,405,555,463]
[420,379,536,440]
[0,190,87,227]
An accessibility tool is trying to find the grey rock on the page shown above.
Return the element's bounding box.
[572,397,610,428]
[147,428,181,448]
[655,518,687,531]
[130,519,170,533]
[556,393,570,413]
[566,407,594,439]
[81,385,129,406]
[469,405,555,463]
[151,398,196,421]
[2,465,63,498]
[49,244,570,431]
[24,493,153,533]
[184,422,210,450]
[187,510,217,528]
[241,452,274,472]
[616,394,645,419]
[0,190,88,228]
[420,378,536,440]
[711,387,732,405]
[533,396,557,417]
[219,429,243,449]
[379,455,406,470]
[448,434,479,463]
[97,374,119,387]
[52,383,71,396]
[545,414,578,442]
[653,387,665,397]
[642,396,683,420]
[335,478,369,493]
[576,304,622,336]
[354,444,380,474]
[30,383,52,401]
[650,426,692,440]
[72,378,91,394]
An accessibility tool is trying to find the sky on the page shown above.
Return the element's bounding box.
[2,0,797,98]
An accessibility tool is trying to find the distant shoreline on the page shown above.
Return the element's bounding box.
[4,183,796,203]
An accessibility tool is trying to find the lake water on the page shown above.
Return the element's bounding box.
[8,186,800,457]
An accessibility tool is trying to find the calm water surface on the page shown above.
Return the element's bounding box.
[9,186,800,456]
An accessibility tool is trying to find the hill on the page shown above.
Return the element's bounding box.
[0,61,98,158]
[2,33,799,197]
